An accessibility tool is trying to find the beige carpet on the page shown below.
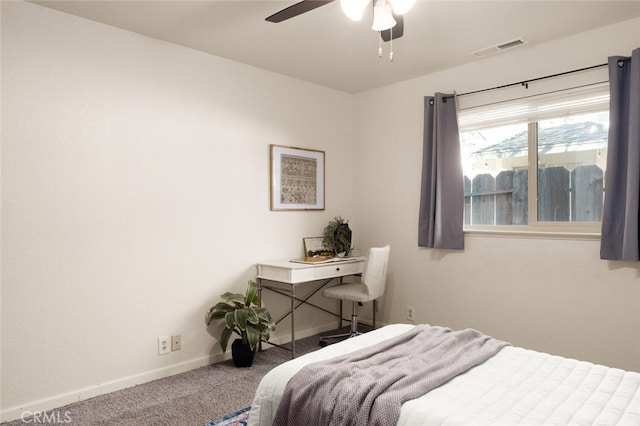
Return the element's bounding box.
[1,332,334,426]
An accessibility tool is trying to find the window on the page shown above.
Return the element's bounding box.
[459,83,609,233]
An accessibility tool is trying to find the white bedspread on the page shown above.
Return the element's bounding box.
[248,324,640,425]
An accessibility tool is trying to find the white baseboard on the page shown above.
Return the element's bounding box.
[265,320,387,347]
[266,322,342,346]
[0,353,227,423]
[1,321,387,423]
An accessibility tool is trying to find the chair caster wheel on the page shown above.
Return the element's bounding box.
[319,340,328,347]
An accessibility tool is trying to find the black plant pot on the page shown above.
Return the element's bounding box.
[334,223,352,256]
[231,339,256,368]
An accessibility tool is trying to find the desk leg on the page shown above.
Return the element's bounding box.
[258,279,263,353]
[290,286,296,359]
[337,277,343,329]
[258,274,360,359]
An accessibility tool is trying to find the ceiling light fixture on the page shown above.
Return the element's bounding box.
[340,0,370,20]
[340,0,415,61]
[371,1,396,31]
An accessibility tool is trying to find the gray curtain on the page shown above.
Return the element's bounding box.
[601,48,640,260]
[418,93,464,249]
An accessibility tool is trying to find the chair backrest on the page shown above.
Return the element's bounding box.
[361,245,390,299]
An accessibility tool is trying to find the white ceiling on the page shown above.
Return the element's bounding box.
[32,0,640,93]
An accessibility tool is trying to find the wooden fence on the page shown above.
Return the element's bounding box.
[464,165,604,225]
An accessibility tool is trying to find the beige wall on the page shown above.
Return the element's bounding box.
[2,1,640,422]
[352,17,640,372]
[1,2,354,420]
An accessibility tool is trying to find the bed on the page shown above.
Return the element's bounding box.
[248,324,640,425]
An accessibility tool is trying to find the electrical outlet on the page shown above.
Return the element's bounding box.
[158,336,171,355]
[171,334,181,352]
[406,305,416,322]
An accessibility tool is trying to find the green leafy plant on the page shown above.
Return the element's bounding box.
[206,280,275,352]
[323,216,352,256]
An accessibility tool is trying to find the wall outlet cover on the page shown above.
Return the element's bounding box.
[158,336,171,355]
[171,334,181,351]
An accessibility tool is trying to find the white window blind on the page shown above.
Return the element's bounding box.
[458,82,610,131]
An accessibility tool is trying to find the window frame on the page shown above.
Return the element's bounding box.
[460,109,607,238]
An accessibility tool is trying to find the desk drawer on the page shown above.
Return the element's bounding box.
[313,261,362,279]
[257,264,292,282]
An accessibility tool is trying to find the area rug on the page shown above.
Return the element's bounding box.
[204,406,251,426]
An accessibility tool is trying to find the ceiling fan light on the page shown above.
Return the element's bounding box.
[389,0,415,15]
[340,0,370,21]
[371,2,396,31]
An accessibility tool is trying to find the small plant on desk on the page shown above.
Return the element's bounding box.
[323,216,353,257]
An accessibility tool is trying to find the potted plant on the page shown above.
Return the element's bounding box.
[323,216,352,257]
[206,280,275,367]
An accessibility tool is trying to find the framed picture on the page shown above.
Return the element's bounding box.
[303,237,331,258]
[270,145,325,211]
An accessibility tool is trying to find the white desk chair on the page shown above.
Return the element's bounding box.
[319,245,390,346]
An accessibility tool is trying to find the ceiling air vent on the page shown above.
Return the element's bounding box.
[471,37,528,57]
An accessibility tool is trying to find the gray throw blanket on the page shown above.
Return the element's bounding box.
[273,325,509,426]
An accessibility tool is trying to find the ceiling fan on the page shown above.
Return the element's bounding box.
[265,0,411,43]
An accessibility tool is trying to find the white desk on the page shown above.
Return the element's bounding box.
[256,257,365,358]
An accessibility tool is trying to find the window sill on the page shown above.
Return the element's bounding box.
[464,227,601,241]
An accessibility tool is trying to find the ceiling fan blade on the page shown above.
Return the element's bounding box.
[266,0,335,23]
[381,14,404,42]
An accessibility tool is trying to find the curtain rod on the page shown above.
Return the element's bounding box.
[452,62,610,99]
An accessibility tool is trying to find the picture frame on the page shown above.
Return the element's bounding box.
[270,144,325,211]
[303,237,331,258]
